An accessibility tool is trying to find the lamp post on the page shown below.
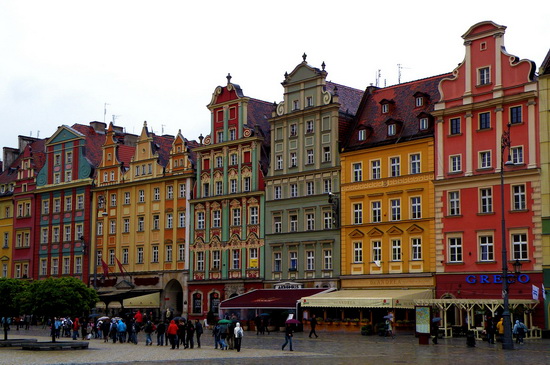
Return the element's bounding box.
[500,123,514,350]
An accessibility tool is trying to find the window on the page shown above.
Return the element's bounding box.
[3,232,9,248]
[54,173,61,184]
[323,146,331,162]
[152,246,159,263]
[390,199,401,221]
[110,171,115,181]
[391,239,401,261]
[215,181,222,195]
[289,214,298,232]
[166,186,173,199]
[511,146,523,164]
[53,198,61,213]
[323,210,333,229]
[109,220,116,234]
[450,118,461,135]
[306,212,315,231]
[137,247,144,264]
[411,238,422,260]
[448,191,460,216]
[479,151,491,169]
[512,233,528,260]
[110,193,117,206]
[74,257,82,274]
[306,96,313,107]
[42,200,49,215]
[410,154,421,174]
[66,151,73,164]
[353,242,363,263]
[40,228,48,244]
[54,153,61,166]
[96,250,102,267]
[415,96,424,107]
[371,201,381,223]
[229,129,236,141]
[62,257,71,274]
[353,163,362,182]
[212,250,220,269]
[212,210,221,228]
[232,249,240,269]
[290,124,297,137]
[290,152,297,167]
[244,177,251,192]
[448,237,463,262]
[178,244,185,261]
[307,149,314,164]
[51,258,59,275]
[480,188,493,213]
[306,120,314,134]
[390,157,400,177]
[353,203,363,224]
[388,124,396,136]
[217,131,224,143]
[96,222,103,236]
[510,106,522,124]
[40,259,47,276]
[450,155,462,173]
[411,197,421,219]
[197,212,205,229]
[196,251,204,271]
[306,181,314,195]
[137,217,144,232]
[358,129,366,141]
[122,248,129,264]
[230,179,237,194]
[382,104,389,113]
[479,67,490,85]
[323,179,332,194]
[274,216,282,233]
[276,155,283,170]
[232,208,241,226]
[274,252,282,272]
[77,195,84,210]
[479,235,494,261]
[249,206,258,225]
[371,160,381,180]
[203,183,210,197]
[138,190,145,203]
[178,212,186,228]
[216,156,223,168]
[166,213,173,229]
[512,185,526,210]
[290,184,298,198]
[65,171,72,182]
[289,251,298,270]
[323,249,332,270]
[479,112,491,129]
[419,117,429,130]
[306,251,315,270]
[372,240,382,262]
[123,218,130,233]
[293,100,299,111]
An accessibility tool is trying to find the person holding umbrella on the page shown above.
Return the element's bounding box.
[282,322,294,351]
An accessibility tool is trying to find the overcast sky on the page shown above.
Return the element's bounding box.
[1,1,549,157]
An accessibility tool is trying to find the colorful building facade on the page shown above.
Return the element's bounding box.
[188,76,272,320]
[432,21,543,327]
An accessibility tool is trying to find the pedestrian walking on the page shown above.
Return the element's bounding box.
[185,319,195,349]
[195,319,203,348]
[177,320,186,348]
[384,319,395,339]
[485,317,496,344]
[167,320,178,350]
[212,323,222,349]
[156,321,166,346]
[72,317,80,340]
[219,324,228,350]
[255,316,263,335]
[234,322,243,352]
[144,320,154,346]
[282,323,293,351]
[101,319,110,342]
[309,316,318,338]
[513,320,527,344]
[496,317,504,342]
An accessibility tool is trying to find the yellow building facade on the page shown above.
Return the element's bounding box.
[0,194,13,278]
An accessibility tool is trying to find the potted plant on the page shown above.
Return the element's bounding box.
[361,324,373,336]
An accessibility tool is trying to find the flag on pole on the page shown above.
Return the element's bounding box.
[543,284,547,300]
[532,285,539,300]
[115,257,126,277]
[101,259,110,279]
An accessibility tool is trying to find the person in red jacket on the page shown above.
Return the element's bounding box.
[167,320,179,350]
[134,310,143,329]
[72,317,80,340]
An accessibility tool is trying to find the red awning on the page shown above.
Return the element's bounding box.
[220,288,330,310]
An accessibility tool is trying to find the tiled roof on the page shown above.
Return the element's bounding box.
[71,124,108,167]
[152,134,175,167]
[541,48,550,75]
[246,98,274,176]
[117,144,135,167]
[344,73,451,151]
[326,81,363,116]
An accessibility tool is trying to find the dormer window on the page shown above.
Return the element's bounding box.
[382,104,389,113]
[419,118,429,131]
[358,129,366,141]
[380,99,394,114]
[388,124,396,136]
[415,97,423,107]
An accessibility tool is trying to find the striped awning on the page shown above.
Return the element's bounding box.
[301,289,433,309]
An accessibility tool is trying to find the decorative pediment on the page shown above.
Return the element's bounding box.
[115,279,135,289]
[387,226,404,235]
[348,229,365,238]
[406,224,424,234]
[47,125,84,145]
[367,228,384,237]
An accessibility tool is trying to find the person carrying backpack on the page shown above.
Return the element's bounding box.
[144,320,155,346]
[234,322,244,352]
[513,320,527,344]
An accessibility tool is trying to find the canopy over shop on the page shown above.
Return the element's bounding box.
[415,298,541,338]
[300,289,433,324]
[95,290,161,315]
[219,288,331,327]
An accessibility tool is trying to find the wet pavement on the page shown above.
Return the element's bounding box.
[0,326,548,365]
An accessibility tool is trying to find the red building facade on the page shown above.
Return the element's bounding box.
[433,22,543,326]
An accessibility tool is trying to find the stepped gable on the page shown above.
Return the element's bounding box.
[345,73,451,151]
[0,138,46,190]
[71,123,108,166]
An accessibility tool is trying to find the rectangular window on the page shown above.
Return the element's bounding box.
[353,242,363,263]
[289,214,298,232]
[122,248,129,264]
[77,195,84,210]
[216,181,222,195]
[390,157,400,177]
[166,213,173,229]
[324,179,332,194]
[178,212,186,228]
[306,212,315,231]
[448,191,460,215]
[152,246,159,263]
[448,237,463,263]
[323,249,332,270]
[166,245,173,262]
[306,251,315,270]
[216,156,223,168]
[512,185,526,210]
[166,185,174,199]
[390,199,401,221]
[274,216,282,233]
[387,124,396,136]
[371,160,381,180]
[479,151,491,169]
[276,155,283,170]
[138,190,145,203]
[110,193,117,206]
[203,183,210,197]
[212,210,221,228]
[411,238,422,260]
[289,251,298,270]
[323,146,331,162]
[196,251,204,271]
[41,228,48,244]
[306,181,314,195]
[479,235,494,261]
[109,249,115,265]
[244,177,251,192]
[64,257,71,274]
[450,118,461,135]
[123,219,130,233]
[51,258,59,275]
[392,239,401,261]
[96,222,103,236]
[306,149,314,165]
[64,225,72,241]
[74,257,82,274]
[510,106,522,124]
[109,220,116,234]
[450,155,462,172]
[212,250,220,269]
[410,197,421,219]
[323,210,332,230]
[306,120,314,133]
[137,217,144,232]
[40,259,47,276]
[353,203,363,224]
[358,129,366,141]
[511,146,523,164]
[249,206,258,225]
[42,200,50,215]
[512,233,528,260]
[274,252,282,272]
[290,124,297,137]
[197,212,205,229]
[371,201,381,223]
[230,179,237,194]
[480,188,493,213]
[410,154,421,174]
[479,67,490,85]
[290,184,298,198]
[290,152,297,167]
[137,247,144,264]
[232,249,240,269]
[53,198,61,213]
[232,208,241,226]
[2,232,8,248]
[178,244,185,261]
[64,196,72,211]
[179,183,186,198]
[419,118,429,130]
[353,163,362,182]
[479,112,491,129]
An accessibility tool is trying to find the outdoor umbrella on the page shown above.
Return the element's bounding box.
[285,319,301,324]
[98,316,110,321]
[172,316,185,322]
[432,317,442,323]
[88,313,102,318]
[218,319,232,324]
[259,313,270,317]
[383,315,392,319]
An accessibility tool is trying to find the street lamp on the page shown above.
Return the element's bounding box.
[500,123,515,350]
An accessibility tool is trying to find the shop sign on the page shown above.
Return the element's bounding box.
[274,281,303,289]
[465,274,530,284]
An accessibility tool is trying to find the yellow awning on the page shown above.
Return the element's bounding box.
[122,292,160,309]
[95,301,106,309]
[301,289,433,309]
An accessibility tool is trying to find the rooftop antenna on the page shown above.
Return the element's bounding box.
[397,64,411,84]
[162,124,166,135]
[37,130,40,138]
[104,103,110,123]
[375,69,381,87]
[112,115,120,124]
